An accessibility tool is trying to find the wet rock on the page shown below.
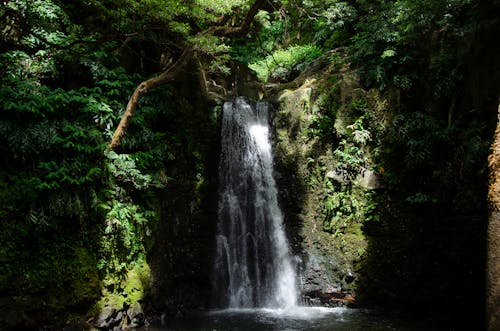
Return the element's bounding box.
[301,252,342,295]
[304,297,322,306]
[326,170,349,184]
[112,311,123,327]
[127,301,145,328]
[345,269,356,284]
[96,306,117,330]
[94,301,147,331]
[299,252,358,308]
[303,289,356,308]
[354,168,385,189]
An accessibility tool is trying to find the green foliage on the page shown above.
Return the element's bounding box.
[0,1,188,325]
[249,44,323,82]
[93,260,150,313]
[350,0,477,89]
[302,0,358,48]
[0,65,141,222]
[230,10,287,64]
[95,151,161,281]
[323,186,359,234]
[53,0,256,77]
[307,86,340,140]
[0,228,101,323]
[382,106,493,208]
[97,196,157,277]
[333,140,366,172]
[334,104,373,179]
[195,0,248,15]
[323,116,374,233]
[106,151,154,190]
[322,181,378,236]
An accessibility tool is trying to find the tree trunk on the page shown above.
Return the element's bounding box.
[487,101,500,331]
[109,47,193,150]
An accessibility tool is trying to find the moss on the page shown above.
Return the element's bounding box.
[0,232,102,330]
[124,261,150,304]
[91,260,150,314]
[273,54,391,296]
[71,247,101,301]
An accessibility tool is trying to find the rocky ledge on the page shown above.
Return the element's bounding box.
[93,301,145,331]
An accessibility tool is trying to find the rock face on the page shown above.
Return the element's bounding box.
[95,303,145,331]
[126,302,145,329]
[146,64,220,316]
[270,51,390,306]
[300,249,356,307]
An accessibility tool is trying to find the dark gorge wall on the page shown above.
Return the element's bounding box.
[268,27,499,328]
[356,4,500,328]
[147,65,220,317]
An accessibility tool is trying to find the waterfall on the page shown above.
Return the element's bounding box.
[213,96,298,309]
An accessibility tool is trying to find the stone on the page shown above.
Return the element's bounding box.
[326,170,349,184]
[112,311,123,327]
[354,168,384,189]
[325,285,342,294]
[127,302,143,320]
[95,306,117,330]
[126,302,145,329]
[345,269,356,283]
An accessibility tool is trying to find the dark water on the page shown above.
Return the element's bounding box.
[140,307,443,331]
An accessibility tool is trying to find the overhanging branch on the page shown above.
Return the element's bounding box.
[209,0,267,38]
[109,47,193,150]
[108,0,268,150]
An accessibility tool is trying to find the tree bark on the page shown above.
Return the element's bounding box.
[487,100,500,331]
[109,47,193,150]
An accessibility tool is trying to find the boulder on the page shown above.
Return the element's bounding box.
[95,306,117,330]
[354,169,384,189]
[126,302,145,329]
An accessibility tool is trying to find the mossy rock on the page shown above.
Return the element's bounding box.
[92,260,150,314]
[273,52,392,302]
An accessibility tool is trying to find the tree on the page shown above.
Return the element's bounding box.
[108,0,268,150]
[487,101,500,331]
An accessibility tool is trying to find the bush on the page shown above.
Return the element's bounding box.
[249,44,323,82]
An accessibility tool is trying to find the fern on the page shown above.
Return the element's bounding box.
[249,44,324,82]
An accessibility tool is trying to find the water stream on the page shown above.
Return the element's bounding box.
[213,97,297,309]
[141,97,444,330]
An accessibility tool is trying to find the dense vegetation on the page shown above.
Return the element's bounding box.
[0,0,498,330]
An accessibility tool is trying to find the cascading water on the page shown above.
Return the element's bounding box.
[145,100,435,331]
[213,96,298,309]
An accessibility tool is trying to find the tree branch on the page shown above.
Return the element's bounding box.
[210,0,267,38]
[108,0,268,150]
[109,46,193,150]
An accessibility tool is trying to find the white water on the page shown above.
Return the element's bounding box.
[209,306,349,320]
[213,97,298,309]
